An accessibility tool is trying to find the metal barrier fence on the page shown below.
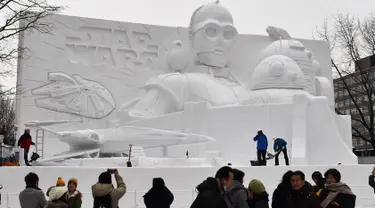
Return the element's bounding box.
[1,189,197,208]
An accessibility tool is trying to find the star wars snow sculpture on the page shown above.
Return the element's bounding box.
[128,2,246,118]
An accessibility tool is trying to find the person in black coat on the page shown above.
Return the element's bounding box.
[311,171,325,196]
[247,179,269,208]
[368,167,375,194]
[271,170,293,208]
[191,166,234,208]
[320,168,356,208]
[143,178,174,208]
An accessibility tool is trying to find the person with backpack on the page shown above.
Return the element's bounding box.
[226,169,249,208]
[253,129,268,166]
[92,169,126,208]
[191,166,234,208]
[273,137,289,166]
[143,177,174,208]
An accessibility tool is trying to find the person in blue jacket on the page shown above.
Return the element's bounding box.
[253,129,268,165]
[273,137,289,166]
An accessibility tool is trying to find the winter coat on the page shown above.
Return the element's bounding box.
[271,182,291,208]
[18,133,34,150]
[319,187,356,208]
[247,192,269,208]
[369,175,375,193]
[285,184,321,208]
[312,179,325,196]
[143,186,174,208]
[226,180,249,208]
[190,177,228,208]
[67,190,82,208]
[92,172,127,208]
[46,201,69,208]
[19,186,48,208]
[254,134,268,150]
[273,139,287,152]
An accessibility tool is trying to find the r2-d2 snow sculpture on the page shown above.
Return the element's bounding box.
[260,39,317,95]
[250,55,305,90]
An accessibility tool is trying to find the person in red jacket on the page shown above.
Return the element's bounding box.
[17,129,34,166]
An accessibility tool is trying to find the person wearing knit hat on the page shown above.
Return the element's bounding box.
[247,179,269,208]
[67,178,82,208]
[46,186,69,208]
[56,177,66,186]
[46,177,66,197]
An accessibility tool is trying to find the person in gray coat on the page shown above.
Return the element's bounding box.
[19,172,47,208]
[226,169,249,208]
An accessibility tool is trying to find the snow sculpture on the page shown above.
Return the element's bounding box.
[242,55,310,105]
[261,27,317,95]
[128,2,246,118]
[31,72,116,119]
[18,3,357,167]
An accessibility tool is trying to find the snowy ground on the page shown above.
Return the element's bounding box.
[0,165,374,208]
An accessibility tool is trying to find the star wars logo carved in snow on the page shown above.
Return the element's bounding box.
[65,26,159,70]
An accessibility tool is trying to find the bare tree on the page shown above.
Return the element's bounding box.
[315,13,375,150]
[0,92,15,145]
[0,0,62,94]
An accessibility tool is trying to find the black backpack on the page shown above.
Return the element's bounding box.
[93,194,112,208]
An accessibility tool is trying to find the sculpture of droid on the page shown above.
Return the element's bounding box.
[260,38,318,96]
[241,55,312,105]
[128,2,246,118]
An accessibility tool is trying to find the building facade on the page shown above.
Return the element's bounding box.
[333,55,375,155]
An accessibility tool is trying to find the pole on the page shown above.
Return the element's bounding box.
[0,135,3,167]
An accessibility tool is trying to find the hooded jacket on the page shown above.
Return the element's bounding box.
[143,186,174,208]
[247,192,269,208]
[91,172,127,208]
[19,185,47,208]
[226,180,249,208]
[191,177,228,208]
[67,190,82,208]
[271,181,291,208]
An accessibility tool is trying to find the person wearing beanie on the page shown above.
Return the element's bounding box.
[247,179,269,208]
[92,169,127,208]
[47,177,66,197]
[56,177,66,186]
[46,186,68,208]
[67,178,82,208]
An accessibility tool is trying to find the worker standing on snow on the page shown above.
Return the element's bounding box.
[17,129,34,166]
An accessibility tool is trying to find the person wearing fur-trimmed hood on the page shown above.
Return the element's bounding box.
[67,178,82,208]
[46,186,69,208]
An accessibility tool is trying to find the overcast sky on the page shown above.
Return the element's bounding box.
[2,0,375,88]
